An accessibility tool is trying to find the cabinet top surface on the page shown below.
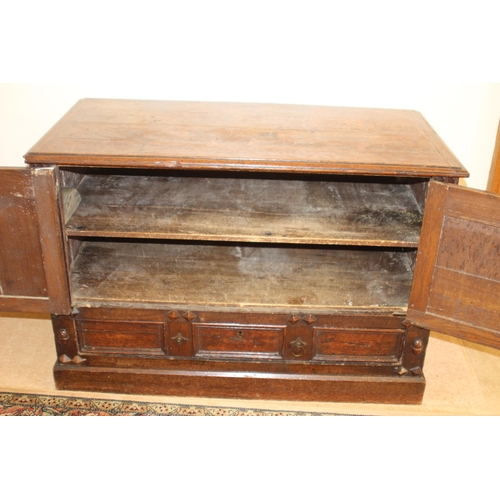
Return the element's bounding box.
[25,99,468,177]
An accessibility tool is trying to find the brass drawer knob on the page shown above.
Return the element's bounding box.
[58,329,70,346]
[411,338,424,355]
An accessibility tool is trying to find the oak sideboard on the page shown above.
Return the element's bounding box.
[1,99,498,404]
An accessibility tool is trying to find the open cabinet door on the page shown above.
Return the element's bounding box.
[407,181,500,348]
[0,167,70,314]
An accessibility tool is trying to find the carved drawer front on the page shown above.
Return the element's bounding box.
[312,327,404,363]
[77,320,165,356]
[193,324,285,360]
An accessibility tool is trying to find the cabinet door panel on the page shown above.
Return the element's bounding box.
[0,168,49,312]
[31,166,71,314]
[408,181,500,349]
[0,167,70,314]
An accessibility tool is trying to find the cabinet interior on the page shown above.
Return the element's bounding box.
[60,168,427,312]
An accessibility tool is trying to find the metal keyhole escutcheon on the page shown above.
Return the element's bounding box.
[172,332,188,344]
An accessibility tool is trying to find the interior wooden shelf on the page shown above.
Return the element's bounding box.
[70,240,414,311]
[65,174,424,247]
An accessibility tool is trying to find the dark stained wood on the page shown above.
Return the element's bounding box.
[63,307,409,375]
[77,319,165,356]
[410,112,466,172]
[32,167,72,315]
[53,363,426,404]
[285,321,314,361]
[407,182,448,313]
[70,307,406,365]
[65,173,424,247]
[70,241,414,311]
[408,181,500,349]
[0,190,46,296]
[399,325,429,378]
[1,168,35,197]
[11,99,485,403]
[312,327,404,362]
[193,324,285,360]
[427,268,499,332]
[167,313,194,358]
[53,303,425,403]
[0,296,50,313]
[436,216,499,281]
[25,99,469,178]
[0,168,50,313]
[56,349,407,377]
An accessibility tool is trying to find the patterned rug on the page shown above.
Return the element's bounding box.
[0,392,351,416]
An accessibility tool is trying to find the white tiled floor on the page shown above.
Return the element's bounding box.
[1,312,499,415]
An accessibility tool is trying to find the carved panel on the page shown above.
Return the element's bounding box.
[166,312,193,357]
[285,323,313,361]
[76,319,165,356]
[312,327,404,363]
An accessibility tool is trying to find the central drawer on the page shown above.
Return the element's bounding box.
[193,323,286,360]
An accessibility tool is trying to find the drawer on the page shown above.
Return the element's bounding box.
[193,323,285,360]
[77,320,165,356]
[312,327,404,363]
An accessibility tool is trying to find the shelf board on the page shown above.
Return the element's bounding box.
[70,241,414,311]
[65,175,423,247]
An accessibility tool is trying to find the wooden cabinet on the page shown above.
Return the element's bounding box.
[1,99,499,404]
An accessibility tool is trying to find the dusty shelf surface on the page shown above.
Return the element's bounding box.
[65,174,423,247]
[70,240,414,310]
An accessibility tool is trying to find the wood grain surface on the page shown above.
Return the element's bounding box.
[65,173,424,246]
[70,241,414,311]
[408,182,500,349]
[0,168,50,312]
[25,99,468,177]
